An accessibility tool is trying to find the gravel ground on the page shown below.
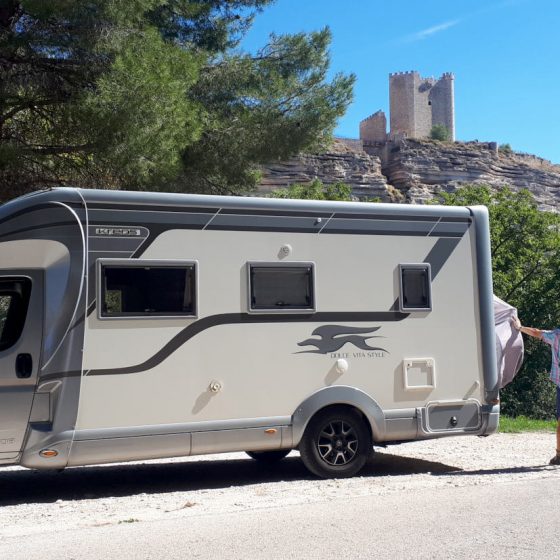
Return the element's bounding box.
[0,432,558,540]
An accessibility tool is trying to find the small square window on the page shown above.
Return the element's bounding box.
[248,263,315,313]
[399,264,432,312]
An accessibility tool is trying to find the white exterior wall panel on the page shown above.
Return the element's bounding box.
[77,226,483,431]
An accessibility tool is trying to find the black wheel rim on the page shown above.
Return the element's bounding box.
[317,420,359,466]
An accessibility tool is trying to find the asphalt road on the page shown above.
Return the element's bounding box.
[1,434,559,559]
[0,477,558,559]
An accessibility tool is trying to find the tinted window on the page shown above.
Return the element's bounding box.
[0,278,32,351]
[249,265,314,311]
[400,265,431,311]
[101,264,196,317]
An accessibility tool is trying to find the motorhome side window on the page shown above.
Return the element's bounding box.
[399,264,432,312]
[0,278,32,351]
[100,262,196,318]
[249,264,315,312]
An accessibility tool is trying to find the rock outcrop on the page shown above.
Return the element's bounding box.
[259,138,560,212]
[376,139,560,211]
[259,139,395,201]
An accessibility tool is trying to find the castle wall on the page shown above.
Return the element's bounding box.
[359,110,387,143]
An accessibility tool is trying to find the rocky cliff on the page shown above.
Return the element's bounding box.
[378,139,560,211]
[259,138,560,211]
[259,139,394,201]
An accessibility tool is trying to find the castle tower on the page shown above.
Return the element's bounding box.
[389,71,455,141]
[429,72,455,141]
[389,71,422,139]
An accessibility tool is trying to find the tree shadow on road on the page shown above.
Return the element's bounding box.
[435,465,551,477]
[0,452,461,507]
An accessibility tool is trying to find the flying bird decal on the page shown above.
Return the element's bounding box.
[296,325,388,354]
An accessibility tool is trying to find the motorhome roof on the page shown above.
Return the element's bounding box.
[1,186,474,221]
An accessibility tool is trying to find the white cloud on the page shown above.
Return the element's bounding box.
[393,0,527,46]
[400,19,461,44]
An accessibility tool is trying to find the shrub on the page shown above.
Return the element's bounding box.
[499,143,513,155]
[430,124,450,141]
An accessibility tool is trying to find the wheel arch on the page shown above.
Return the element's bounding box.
[291,386,386,447]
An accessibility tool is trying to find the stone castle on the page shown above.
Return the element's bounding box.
[360,71,455,144]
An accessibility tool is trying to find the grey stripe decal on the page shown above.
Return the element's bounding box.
[0,202,83,229]
[429,222,469,237]
[423,238,461,279]
[324,228,432,237]
[88,311,408,376]
[220,208,331,218]
[86,203,220,214]
[39,311,408,381]
[88,210,212,228]
[89,251,134,258]
[207,224,323,233]
[89,237,147,252]
[0,221,77,240]
[333,213,470,223]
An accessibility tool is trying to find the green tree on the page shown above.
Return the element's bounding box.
[0,1,354,198]
[0,1,205,195]
[438,185,560,418]
[180,29,353,194]
[270,179,352,201]
[430,124,450,141]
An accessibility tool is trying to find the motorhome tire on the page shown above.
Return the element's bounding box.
[299,407,372,478]
[245,449,291,462]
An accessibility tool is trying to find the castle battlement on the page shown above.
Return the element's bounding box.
[389,70,419,77]
[360,110,384,123]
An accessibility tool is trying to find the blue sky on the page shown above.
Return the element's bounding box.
[241,0,560,163]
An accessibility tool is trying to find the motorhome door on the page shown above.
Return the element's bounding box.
[0,272,43,456]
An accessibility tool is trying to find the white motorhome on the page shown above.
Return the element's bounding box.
[0,188,498,478]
